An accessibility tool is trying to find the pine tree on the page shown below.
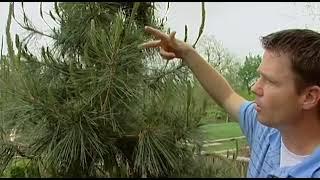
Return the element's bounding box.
[0,2,208,177]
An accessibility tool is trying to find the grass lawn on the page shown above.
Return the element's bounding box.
[199,122,244,140]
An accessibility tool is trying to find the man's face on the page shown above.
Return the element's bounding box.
[251,50,302,128]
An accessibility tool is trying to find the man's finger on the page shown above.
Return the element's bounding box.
[145,26,168,40]
[138,40,161,49]
[169,31,176,41]
[160,48,176,60]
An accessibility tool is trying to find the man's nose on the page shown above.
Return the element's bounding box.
[251,81,263,96]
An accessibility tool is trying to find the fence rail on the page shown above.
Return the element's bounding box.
[201,135,250,163]
[203,136,246,143]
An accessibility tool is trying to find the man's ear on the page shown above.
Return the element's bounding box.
[302,86,320,110]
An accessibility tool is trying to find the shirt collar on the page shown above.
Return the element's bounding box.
[267,130,320,178]
[253,127,320,178]
[267,130,281,177]
[288,146,320,178]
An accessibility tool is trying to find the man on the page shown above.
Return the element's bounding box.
[140,26,320,178]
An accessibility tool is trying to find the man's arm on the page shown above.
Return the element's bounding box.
[183,48,246,120]
[141,26,247,120]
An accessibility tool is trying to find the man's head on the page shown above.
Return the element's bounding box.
[251,29,320,128]
[261,29,320,94]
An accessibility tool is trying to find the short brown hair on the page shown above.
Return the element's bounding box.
[261,29,320,94]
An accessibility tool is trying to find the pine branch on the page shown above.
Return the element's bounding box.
[192,2,206,48]
[11,3,56,41]
[6,3,15,63]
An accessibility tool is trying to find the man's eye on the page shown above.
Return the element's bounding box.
[266,78,274,84]
[261,76,272,83]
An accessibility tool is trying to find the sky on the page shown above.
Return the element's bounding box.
[0,2,55,56]
[156,2,320,61]
[1,2,320,62]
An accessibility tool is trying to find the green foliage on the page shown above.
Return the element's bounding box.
[54,2,155,57]
[2,158,40,178]
[238,54,262,94]
[237,88,256,101]
[10,166,25,178]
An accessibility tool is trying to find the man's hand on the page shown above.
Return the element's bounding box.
[140,26,245,121]
[139,26,194,60]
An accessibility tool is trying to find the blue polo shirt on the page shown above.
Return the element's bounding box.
[239,101,320,178]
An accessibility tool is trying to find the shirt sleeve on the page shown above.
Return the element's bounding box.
[238,100,259,147]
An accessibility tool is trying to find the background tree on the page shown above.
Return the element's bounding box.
[193,35,242,123]
[238,54,261,95]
